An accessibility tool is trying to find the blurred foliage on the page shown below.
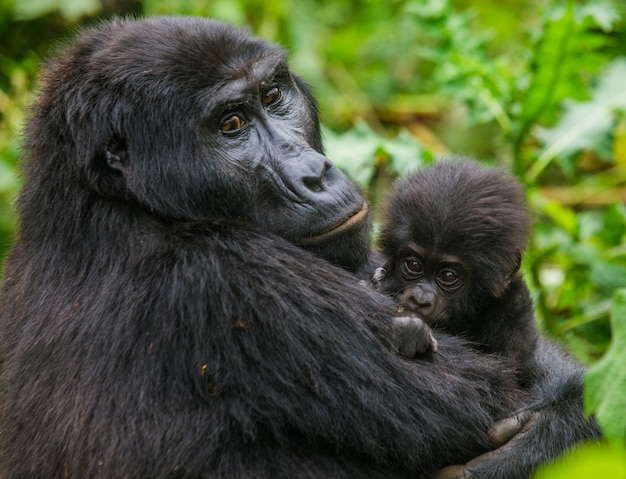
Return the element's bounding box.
[535,442,626,478]
[585,288,626,440]
[1,0,626,467]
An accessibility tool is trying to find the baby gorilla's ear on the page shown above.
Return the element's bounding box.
[505,250,523,285]
[513,250,523,273]
[104,136,129,173]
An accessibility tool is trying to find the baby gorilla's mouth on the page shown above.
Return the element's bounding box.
[299,201,369,245]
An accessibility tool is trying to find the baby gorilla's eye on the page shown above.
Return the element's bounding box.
[220,114,246,133]
[403,259,423,275]
[263,86,282,106]
[439,270,457,283]
[437,269,460,289]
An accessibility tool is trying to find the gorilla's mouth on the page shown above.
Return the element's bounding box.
[299,201,369,245]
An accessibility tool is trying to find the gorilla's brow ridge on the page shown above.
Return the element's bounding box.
[203,51,289,117]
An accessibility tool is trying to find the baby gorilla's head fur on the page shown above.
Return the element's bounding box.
[377,158,531,326]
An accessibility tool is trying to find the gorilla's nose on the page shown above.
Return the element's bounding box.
[400,286,436,315]
[302,160,330,193]
[284,148,336,198]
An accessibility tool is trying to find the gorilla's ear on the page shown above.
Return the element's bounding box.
[513,250,523,273]
[501,251,523,292]
[104,136,129,173]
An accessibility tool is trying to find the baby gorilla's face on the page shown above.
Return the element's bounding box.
[374,242,471,333]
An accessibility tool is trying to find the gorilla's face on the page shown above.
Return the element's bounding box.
[49,17,369,269]
[195,44,369,250]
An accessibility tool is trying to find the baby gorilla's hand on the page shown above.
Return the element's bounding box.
[390,314,438,358]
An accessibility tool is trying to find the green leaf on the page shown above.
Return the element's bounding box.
[536,98,615,158]
[537,58,626,154]
[578,2,621,32]
[14,0,100,20]
[535,443,626,479]
[322,122,428,187]
[516,4,577,140]
[590,262,626,295]
[530,190,579,237]
[322,122,380,187]
[585,289,626,441]
[529,58,626,182]
[378,130,429,177]
[596,203,626,247]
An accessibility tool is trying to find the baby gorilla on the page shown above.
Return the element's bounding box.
[374,158,538,385]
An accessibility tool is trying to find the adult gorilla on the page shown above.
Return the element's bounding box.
[0,17,597,478]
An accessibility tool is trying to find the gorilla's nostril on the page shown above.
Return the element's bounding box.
[302,161,331,193]
[303,176,323,192]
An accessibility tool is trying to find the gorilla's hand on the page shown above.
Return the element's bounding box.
[390,314,438,357]
[429,411,535,479]
[488,410,535,445]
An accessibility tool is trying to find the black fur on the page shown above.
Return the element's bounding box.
[457,338,603,479]
[372,159,602,477]
[376,159,539,383]
[0,17,523,479]
[0,18,598,479]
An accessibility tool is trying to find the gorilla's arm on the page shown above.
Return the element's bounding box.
[433,338,602,479]
[154,221,523,475]
[0,220,523,478]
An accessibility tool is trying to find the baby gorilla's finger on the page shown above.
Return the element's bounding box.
[429,331,438,353]
[390,315,437,357]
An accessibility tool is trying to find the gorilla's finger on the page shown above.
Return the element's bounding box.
[488,410,536,446]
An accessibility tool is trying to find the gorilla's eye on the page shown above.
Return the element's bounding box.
[403,259,423,276]
[220,114,246,134]
[438,269,460,288]
[263,86,282,107]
